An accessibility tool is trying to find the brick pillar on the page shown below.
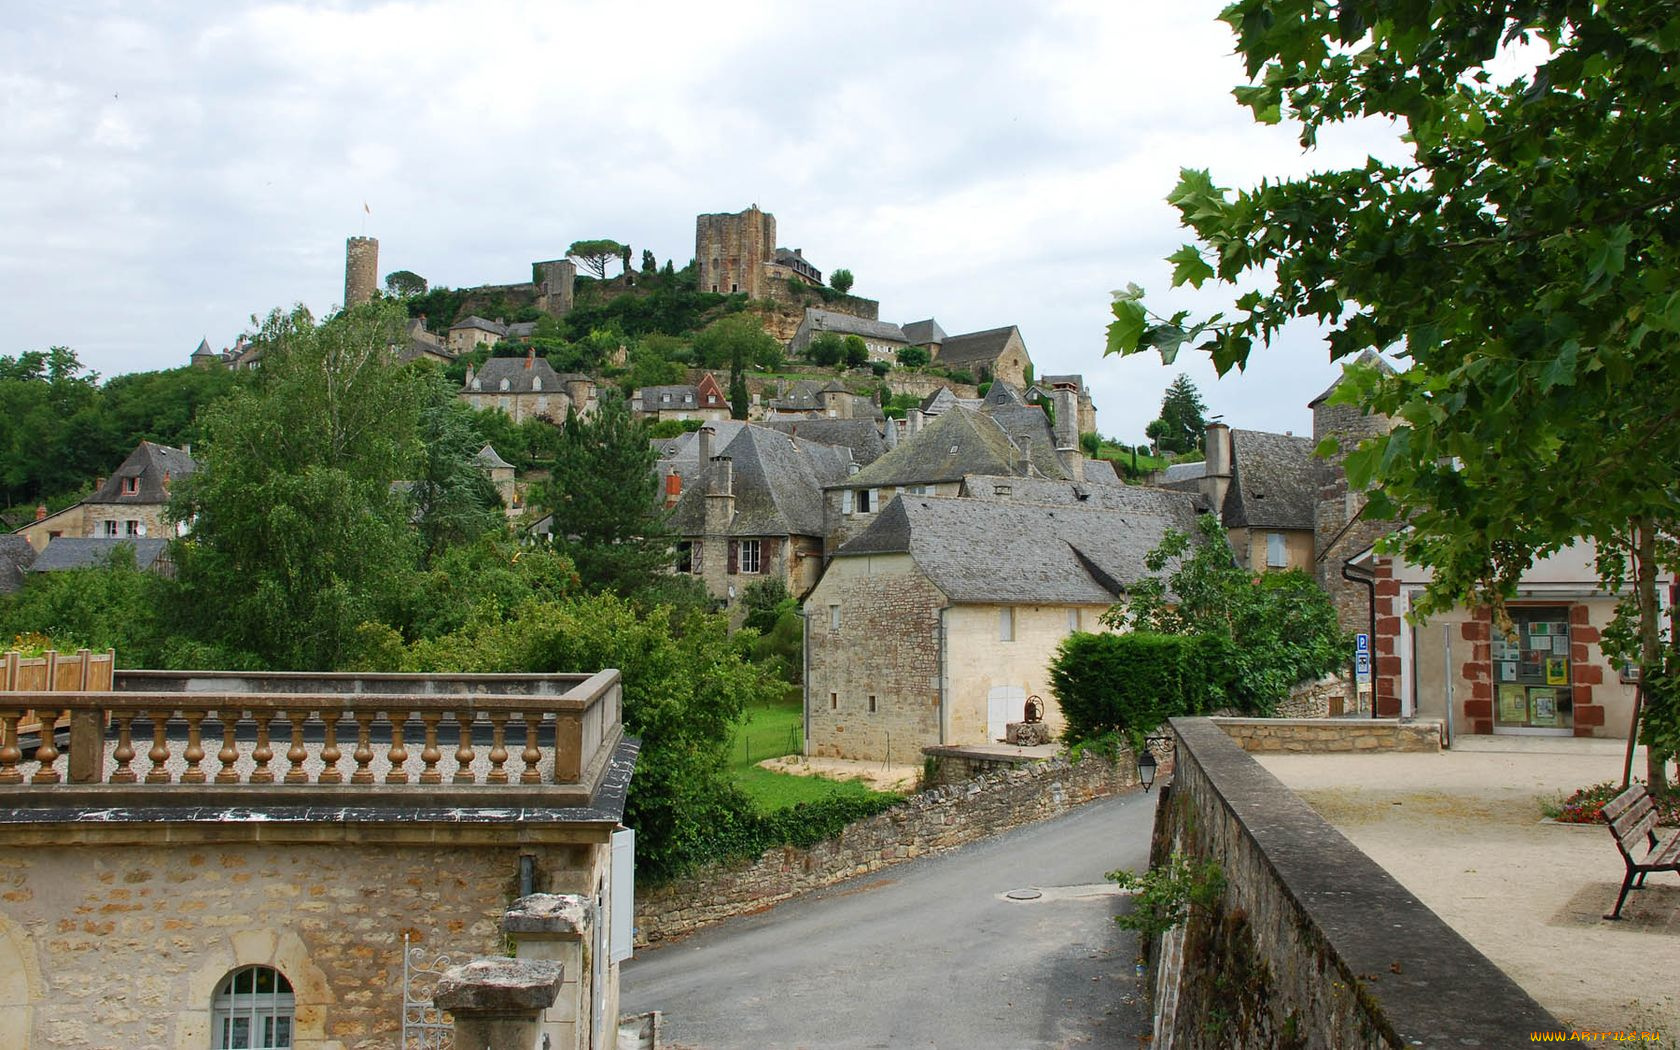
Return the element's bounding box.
[1371,558,1401,716]
[1568,604,1602,737]
[1461,610,1493,734]
[435,957,563,1050]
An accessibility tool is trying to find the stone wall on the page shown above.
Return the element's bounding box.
[636,750,1135,943]
[1210,716,1443,753]
[0,836,605,1050]
[886,374,981,400]
[1277,671,1363,719]
[1146,718,1553,1047]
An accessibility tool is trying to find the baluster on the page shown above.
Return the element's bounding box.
[351,711,375,785]
[486,714,509,785]
[385,713,409,784]
[283,710,309,784]
[453,711,476,784]
[318,708,343,785]
[419,713,442,785]
[110,713,137,784]
[31,712,62,784]
[0,711,23,785]
[519,715,541,785]
[250,712,275,784]
[215,711,241,784]
[181,711,207,784]
[145,711,172,784]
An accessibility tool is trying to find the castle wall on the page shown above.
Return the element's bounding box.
[696,207,776,298]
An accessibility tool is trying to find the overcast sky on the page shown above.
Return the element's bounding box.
[3,1,1412,440]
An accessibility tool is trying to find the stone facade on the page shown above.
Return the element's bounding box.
[1311,370,1397,635]
[1210,716,1444,753]
[696,206,778,298]
[344,237,378,309]
[635,750,1137,943]
[944,602,1107,745]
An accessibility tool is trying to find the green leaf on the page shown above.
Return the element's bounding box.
[1168,245,1216,289]
[1538,340,1579,392]
[1106,299,1147,356]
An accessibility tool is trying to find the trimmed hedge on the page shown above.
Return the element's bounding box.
[1050,631,1230,743]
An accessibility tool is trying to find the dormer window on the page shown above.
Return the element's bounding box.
[500,378,511,391]
[120,476,139,496]
[471,378,482,391]
[532,377,542,391]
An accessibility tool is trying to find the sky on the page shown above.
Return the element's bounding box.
[2,1,1414,440]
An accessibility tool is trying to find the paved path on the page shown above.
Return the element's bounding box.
[621,792,1156,1049]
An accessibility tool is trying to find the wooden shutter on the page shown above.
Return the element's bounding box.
[728,540,739,574]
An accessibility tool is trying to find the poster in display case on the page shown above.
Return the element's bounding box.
[1498,685,1528,724]
[1530,689,1559,726]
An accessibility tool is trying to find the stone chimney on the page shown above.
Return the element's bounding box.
[1201,422,1233,513]
[524,349,534,370]
[697,425,714,468]
[34,504,46,522]
[664,468,682,509]
[908,408,924,436]
[1052,382,1083,482]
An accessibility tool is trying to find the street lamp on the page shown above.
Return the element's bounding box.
[1136,734,1174,792]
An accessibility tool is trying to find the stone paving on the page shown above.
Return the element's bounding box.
[1254,736,1680,1039]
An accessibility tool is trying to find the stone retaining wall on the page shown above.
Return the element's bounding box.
[636,750,1135,943]
[1211,716,1442,753]
[1146,718,1553,1047]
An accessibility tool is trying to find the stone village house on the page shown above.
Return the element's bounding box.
[14,441,197,553]
[460,351,596,425]
[804,484,1203,764]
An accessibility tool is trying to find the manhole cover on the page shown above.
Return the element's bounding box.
[1005,888,1043,901]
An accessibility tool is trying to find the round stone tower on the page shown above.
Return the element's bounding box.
[344,236,379,308]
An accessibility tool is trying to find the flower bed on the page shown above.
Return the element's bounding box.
[1545,780,1680,825]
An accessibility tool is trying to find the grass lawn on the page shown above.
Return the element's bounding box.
[728,688,891,812]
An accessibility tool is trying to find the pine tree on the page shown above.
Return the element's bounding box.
[1150,375,1208,455]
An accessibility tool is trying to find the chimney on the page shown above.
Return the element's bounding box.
[711,457,734,496]
[183,443,192,459]
[697,425,715,468]
[909,408,924,436]
[35,504,46,522]
[1051,382,1084,482]
[705,455,735,540]
[95,477,105,491]
[1201,422,1234,512]
[525,349,534,370]
[664,468,682,509]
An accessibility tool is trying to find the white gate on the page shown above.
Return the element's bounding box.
[401,932,453,1050]
[987,685,1026,742]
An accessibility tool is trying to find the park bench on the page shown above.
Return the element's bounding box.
[1602,784,1680,920]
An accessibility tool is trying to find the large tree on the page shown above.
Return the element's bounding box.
[1149,374,1208,455]
[1108,1,1680,786]
[567,239,628,281]
[169,301,427,669]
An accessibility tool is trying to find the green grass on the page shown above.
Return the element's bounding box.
[728,689,893,812]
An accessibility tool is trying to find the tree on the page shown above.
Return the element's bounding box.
[1147,375,1208,456]
[1107,1,1680,787]
[169,301,426,670]
[566,239,628,281]
[693,313,781,372]
[536,391,673,596]
[896,346,929,369]
[829,268,854,295]
[641,249,657,274]
[842,335,868,370]
[384,270,427,297]
[808,332,844,368]
[409,376,502,566]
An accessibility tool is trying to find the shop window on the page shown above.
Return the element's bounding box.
[1491,606,1574,730]
[211,965,294,1049]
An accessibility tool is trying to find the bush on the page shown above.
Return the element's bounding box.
[870,361,890,378]
[896,346,929,369]
[1049,632,1228,745]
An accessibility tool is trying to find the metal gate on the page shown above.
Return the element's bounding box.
[401,932,454,1049]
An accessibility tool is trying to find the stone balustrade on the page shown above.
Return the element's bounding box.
[0,669,621,803]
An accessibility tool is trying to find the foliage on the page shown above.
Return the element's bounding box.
[383,270,427,298]
[1149,375,1208,455]
[880,391,923,420]
[1079,432,1102,457]
[842,335,869,370]
[168,301,426,670]
[829,268,854,295]
[409,377,502,565]
[869,362,889,378]
[694,313,782,372]
[403,287,469,332]
[1107,1,1680,785]
[535,391,673,597]
[641,249,657,274]
[1050,631,1225,744]
[808,331,844,368]
[648,418,705,439]
[0,546,169,667]
[896,346,929,369]
[1109,854,1225,936]
[1544,780,1679,827]
[1105,516,1345,714]
[566,238,627,281]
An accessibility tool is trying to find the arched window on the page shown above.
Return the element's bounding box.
[212,965,294,1049]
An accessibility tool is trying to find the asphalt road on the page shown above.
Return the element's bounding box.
[621,791,1156,1049]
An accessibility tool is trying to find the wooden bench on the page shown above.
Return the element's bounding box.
[1602,784,1680,920]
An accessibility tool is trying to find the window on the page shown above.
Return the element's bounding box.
[212,965,294,1049]
[1068,608,1081,633]
[661,392,671,403]
[676,541,694,574]
[829,604,841,632]
[738,539,761,574]
[868,695,877,713]
[100,520,118,537]
[125,520,141,536]
[830,692,838,710]
[1266,532,1287,568]
[120,476,139,495]
[1000,607,1015,642]
[856,489,873,513]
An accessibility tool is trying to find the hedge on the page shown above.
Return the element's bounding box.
[1049,631,1232,744]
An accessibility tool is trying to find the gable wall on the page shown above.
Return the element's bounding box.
[944,603,1113,745]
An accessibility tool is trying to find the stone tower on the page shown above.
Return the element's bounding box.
[534,259,577,317]
[345,236,379,308]
[695,206,776,298]
[1311,350,1398,635]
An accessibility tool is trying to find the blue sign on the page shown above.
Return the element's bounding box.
[1355,652,1372,682]
[1355,632,1370,653]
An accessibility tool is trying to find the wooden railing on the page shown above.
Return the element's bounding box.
[1,648,115,738]
[0,669,622,797]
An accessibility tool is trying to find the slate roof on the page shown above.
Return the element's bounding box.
[667,426,852,538]
[468,356,566,395]
[981,380,1027,409]
[31,538,169,573]
[801,308,907,344]
[650,421,752,489]
[88,442,196,505]
[902,319,947,346]
[451,315,507,336]
[759,419,887,466]
[986,403,1066,477]
[834,494,1201,604]
[1309,349,1396,407]
[1223,429,1318,530]
[641,384,701,409]
[961,474,1207,516]
[0,536,36,594]
[919,387,963,415]
[191,338,216,360]
[1039,373,1086,390]
[504,321,539,339]
[937,326,1020,368]
[835,406,1057,490]
[474,445,513,470]
[1161,461,1207,484]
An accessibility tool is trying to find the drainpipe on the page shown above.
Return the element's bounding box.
[938,607,950,745]
[1342,558,1379,719]
[801,606,812,754]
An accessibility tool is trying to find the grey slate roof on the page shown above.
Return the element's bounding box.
[191,338,216,359]
[1039,373,1086,390]
[650,421,753,489]
[919,387,963,415]
[937,325,1020,368]
[31,538,169,573]
[836,406,1058,490]
[0,536,36,594]
[801,308,907,344]
[902,319,946,346]
[642,384,701,409]
[667,426,851,538]
[834,494,1201,604]
[961,474,1206,516]
[504,321,539,339]
[1223,429,1318,530]
[451,315,507,336]
[468,356,566,395]
[88,442,196,505]
[986,403,1066,477]
[759,419,887,466]
[981,380,1026,409]
[1160,461,1207,484]
[474,445,513,470]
